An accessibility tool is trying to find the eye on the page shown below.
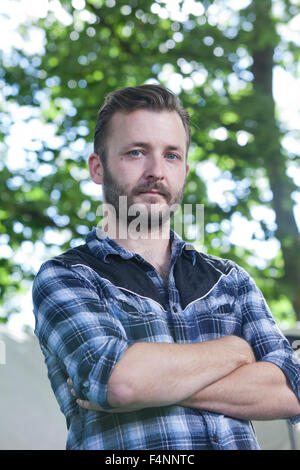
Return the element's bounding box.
[128,149,143,157]
[166,153,179,160]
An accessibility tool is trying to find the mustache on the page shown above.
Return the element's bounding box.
[133,183,171,199]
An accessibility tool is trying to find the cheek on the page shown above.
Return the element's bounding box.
[169,169,186,187]
[119,162,143,181]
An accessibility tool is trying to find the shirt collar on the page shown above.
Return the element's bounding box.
[85,226,197,264]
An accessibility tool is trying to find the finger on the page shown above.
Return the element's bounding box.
[67,378,73,387]
[76,399,101,411]
[71,388,76,396]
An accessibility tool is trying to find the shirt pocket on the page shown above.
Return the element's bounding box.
[208,301,242,336]
[116,298,146,317]
[112,294,172,342]
[210,303,232,316]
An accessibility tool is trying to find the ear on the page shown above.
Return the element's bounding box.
[186,162,190,176]
[88,153,103,184]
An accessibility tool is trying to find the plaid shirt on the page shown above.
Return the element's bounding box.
[32,227,300,450]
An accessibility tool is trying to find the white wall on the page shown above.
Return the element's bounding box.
[0,325,67,450]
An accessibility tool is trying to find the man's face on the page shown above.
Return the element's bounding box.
[95,109,189,230]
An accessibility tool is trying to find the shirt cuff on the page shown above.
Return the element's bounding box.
[259,350,300,424]
[86,340,129,411]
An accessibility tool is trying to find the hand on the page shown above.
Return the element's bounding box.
[67,378,140,413]
[67,378,102,411]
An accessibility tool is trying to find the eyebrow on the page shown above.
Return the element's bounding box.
[123,142,185,153]
[125,142,150,149]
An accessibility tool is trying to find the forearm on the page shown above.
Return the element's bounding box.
[179,361,300,420]
[107,336,254,409]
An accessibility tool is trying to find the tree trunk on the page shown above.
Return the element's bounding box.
[250,0,300,319]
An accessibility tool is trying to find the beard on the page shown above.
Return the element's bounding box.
[101,161,186,232]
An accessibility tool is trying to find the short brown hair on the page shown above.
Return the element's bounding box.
[94,84,190,162]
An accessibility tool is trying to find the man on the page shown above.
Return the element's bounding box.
[32,84,300,450]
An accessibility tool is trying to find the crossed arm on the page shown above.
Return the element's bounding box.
[69,336,300,420]
[35,259,300,421]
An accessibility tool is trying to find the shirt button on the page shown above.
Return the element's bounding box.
[172,306,178,313]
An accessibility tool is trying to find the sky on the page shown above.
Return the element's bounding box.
[0,0,299,334]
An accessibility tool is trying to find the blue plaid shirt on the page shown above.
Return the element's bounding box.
[32,227,300,450]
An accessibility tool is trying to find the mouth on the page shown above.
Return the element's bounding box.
[140,191,164,196]
[138,191,166,200]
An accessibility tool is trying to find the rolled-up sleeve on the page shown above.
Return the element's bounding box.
[32,259,129,411]
[236,266,300,424]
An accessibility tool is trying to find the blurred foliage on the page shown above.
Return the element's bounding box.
[0,0,299,324]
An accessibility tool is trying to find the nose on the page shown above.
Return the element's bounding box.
[143,153,165,181]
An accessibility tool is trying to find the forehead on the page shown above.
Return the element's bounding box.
[107,109,188,149]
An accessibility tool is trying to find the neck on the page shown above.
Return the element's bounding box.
[102,210,172,265]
